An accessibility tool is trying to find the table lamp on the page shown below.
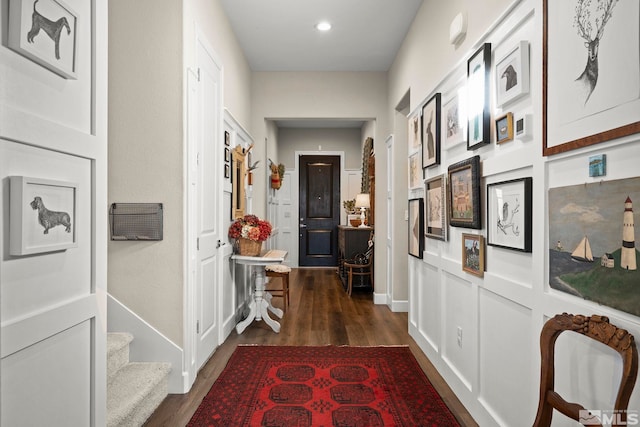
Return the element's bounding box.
[355,193,370,228]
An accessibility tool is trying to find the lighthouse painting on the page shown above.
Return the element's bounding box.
[549,177,640,317]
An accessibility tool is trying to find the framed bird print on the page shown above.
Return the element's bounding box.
[486,177,532,252]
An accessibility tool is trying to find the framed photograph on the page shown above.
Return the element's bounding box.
[462,234,485,277]
[496,41,530,107]
[443,87,467,149]
[408,151,422,190]
[408,198,424,258]
[495,112,514,144]
[10,176,77,255]
[8,0,78,79]
[543,0,640,156]
[422,93,441,168]
[487,177,532,252]
[589,154,606,177]
[224,147,230,162]
[424,175,446,241]
[448,155,481,229]
[224,163,230,178]
[224,130,230,146]
[467,43,492,150]
[408,113,422,154]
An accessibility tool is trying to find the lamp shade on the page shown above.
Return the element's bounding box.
[355,193,370,209]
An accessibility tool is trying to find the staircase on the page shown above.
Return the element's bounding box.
[107,332,171,427]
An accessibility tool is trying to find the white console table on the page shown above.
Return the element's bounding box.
[232,249,287,334]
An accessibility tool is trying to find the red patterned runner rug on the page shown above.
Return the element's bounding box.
[188,345,461,426]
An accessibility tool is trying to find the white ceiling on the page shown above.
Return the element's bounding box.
[219,0,424,72]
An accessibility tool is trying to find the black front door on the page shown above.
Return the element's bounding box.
[299,155,341,266]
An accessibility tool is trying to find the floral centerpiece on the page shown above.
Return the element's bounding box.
[229,214,272,256]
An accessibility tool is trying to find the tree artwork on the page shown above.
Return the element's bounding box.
[573,0,618,104]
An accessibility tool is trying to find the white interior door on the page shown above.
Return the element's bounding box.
[194,32,223,370]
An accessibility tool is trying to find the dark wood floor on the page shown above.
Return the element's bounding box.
[144,268,477,426]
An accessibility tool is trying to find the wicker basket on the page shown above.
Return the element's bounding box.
[238,238,262,256]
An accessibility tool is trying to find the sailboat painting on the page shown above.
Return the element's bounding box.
[549,177,640,316]
[570,236,593,262]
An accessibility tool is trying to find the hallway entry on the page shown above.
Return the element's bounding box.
[298,155,341,266]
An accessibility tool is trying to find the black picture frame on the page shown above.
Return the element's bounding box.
[224,130,230,146]
[422,92,441,169]
[448,155,481,229]
[408,198,424,258]
[424,174,446,241]
[467,43,492,150]
[487,177,532,252]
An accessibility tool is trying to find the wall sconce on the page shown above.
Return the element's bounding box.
[355,193,370,228]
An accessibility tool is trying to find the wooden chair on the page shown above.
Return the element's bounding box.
[533,313,638,427]
[265,265,291,311]
[342,234,374,297]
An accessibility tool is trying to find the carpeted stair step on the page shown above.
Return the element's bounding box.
[107,361,171,427]
[107,333,133,381]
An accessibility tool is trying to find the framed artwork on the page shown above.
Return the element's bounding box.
[408,151,422,190]
[467,43,492,150]
[408,198,424,258]
[462,234,485,277]
[224,163,230,178]
[589,154,606,177]
[422,93,441,168]
[231,146,246,219]
[496,41,530,107]
[408,113,422,153]
[548,177,640,317]
[224,130,231,146]
[448,155,481,229]
[543,0,640,155]
[224,147,230,162]
[10,176,78,255]
[487,177,532,252]
[8,0,78,79]
[424,175,446,241]
[495,112,514,144]
[443,86,467,149]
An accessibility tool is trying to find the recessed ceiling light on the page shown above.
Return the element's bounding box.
[315,21,332,32]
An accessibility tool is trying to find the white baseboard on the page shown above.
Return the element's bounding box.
[373,292,408,312]
[107,294,186,394]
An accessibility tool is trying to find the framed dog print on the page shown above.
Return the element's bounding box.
[487,177,532,252]
[543,0,640,155]
[467,43,492,150]
[408,198,424,258]
[496,41,530,107]
[495,112,514,144]
[422,93,441,168]
[408,113,422,154]
[424,175,446,241]
[462,234,485,277]
[448,155,481,229]
[10,176,78,255]
[8,0,78,79]
[443,86,467,149]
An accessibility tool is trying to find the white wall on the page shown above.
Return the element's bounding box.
[390,0,640,425]
[278,128,362,170]
[0,0,108,423]
[108,0,252,347]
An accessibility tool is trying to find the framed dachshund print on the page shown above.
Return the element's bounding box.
[408,198,424,258]
[8,0,78,79]
[467,43,492,150]
[543,0,640,155]
[448,155,481,229]
[10,176,77,255]
[496,41,530,107]
[424,174,446,241]
[487,177,532,252]
[422,93,441,169]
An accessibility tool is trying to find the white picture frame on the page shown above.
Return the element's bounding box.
[496,41,530,107]
[8,0,78,79]
[408,113,422,154]
[10,176,78,255]
[442,86,467,149]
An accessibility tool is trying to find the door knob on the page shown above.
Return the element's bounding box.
[300,224,307,228]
